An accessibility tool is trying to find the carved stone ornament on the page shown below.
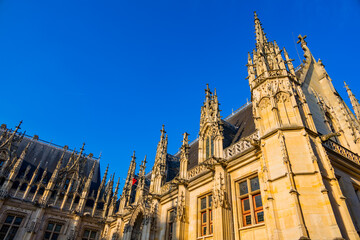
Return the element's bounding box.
[177,192,186,222]
[213,172,229,209]
[0,189,8,200]
[26,221,36,233]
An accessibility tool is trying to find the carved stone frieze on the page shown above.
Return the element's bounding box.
[223,131,260,158]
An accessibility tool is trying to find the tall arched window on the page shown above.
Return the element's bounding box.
[205,136,215,160]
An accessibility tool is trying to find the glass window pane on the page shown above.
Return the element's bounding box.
[210,210,212,221]
[14,217,23,226]
[6,227,18,240]
[211,137,214,157]
[0,225,9,234]
[5,216,14,224]
[202,212,207,223]
[83,230,89,237]
[201,197,206,210]
[170,210,175,221]
[44,232,51,239]
[206,137,210,159]
[51,233,59,240]
[242,198,250,212]
[90,231,96,238]
[47,223,54,231]
[245,215,252,225]
[257,211,264,223]
[240,181,248,195]
[250,177,260,191]
[254,194,263,208]
[208,195,212,208]
[203,226,207,236]
[54,224,62,233]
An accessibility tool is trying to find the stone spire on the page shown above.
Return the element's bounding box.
[23,160,42,200]
[39,145,68,205]
[248,12,297,91]
[134,156,147,204]
[108,177,120,217]
[119,152,137,211]
[1,141,31,193]
[93,164,109,216]
[179,133,190,180]
[77,159,97,213]
[150,126,168,195]
[345,82,360,120]
[0,121,22,150]
[103,173,114,217]
[254,11,268,49]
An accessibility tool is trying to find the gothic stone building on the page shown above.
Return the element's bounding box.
[1,13,360,240]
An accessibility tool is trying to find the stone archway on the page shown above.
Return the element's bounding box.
[130,212,144,240]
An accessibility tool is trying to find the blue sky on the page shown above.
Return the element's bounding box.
[0,0,359,189]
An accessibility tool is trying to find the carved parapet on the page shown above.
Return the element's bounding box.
[160,181,177,195]
[323,139,360,165]
[187,158,218,179]
[224,131,260,158]
[187,164,207,179]
[0,189,8,200]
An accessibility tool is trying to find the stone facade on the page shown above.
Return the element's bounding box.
[1,12,360,240]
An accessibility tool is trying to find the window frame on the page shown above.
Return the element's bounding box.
[0,213,25,240]
[237,175,264,228]
[43,220,64,240]
[205,136,215,160]
[166,208,176,240]
[82,228,99,240]
[198,192,213,237]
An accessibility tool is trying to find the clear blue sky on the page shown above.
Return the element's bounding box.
[0,0,359,189]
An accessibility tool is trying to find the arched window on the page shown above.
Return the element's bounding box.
[206,137,210,159]
[205,136,215,160]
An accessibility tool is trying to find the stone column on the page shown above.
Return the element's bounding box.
[175,184,189,240]
[212,163,233,240]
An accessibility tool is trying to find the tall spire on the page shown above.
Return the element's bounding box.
[150,125,168,195]
[77,160,97,213]
[92,163,109,216]
[39,145,68,205]
[120,151,137,208]
[254,12,268,49]
[345,82,360,120]
[134,156,147,204]
[0,121,23,149]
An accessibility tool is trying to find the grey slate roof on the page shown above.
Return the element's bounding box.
[0,130,101,189]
